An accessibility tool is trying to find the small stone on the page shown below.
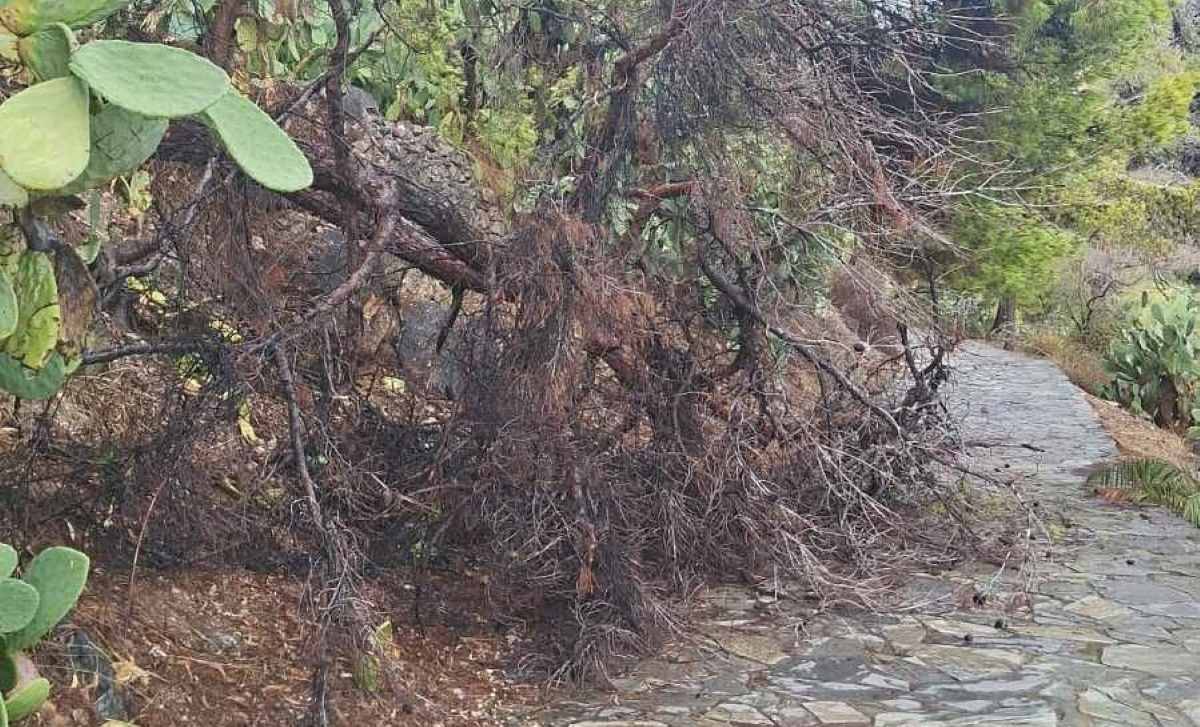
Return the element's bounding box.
[1007,624,1115,643]
[1078,688,1155,726]
[947,700,993,712]
[569,722,668,727]
[702,702,773,725]
[803,701,868,725]
[860,673,909,690]
[911,645,1022,681]
[882,622,926,654]
[1063,595,1135,621]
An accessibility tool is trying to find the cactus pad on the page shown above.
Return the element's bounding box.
[201,90,313,192]
[5,546,88,652]
[0,170,26,208]
[0,579,39,634]
[58,104,167,196]
[0,0,131,36]
[69,41,229,118]
[17,24,75,81]
[0,77,90,190]
[0,546,15,580]
[3,676,49,721]
[0,353,66,399]
[0,272,16,341]
[5,252,59,368]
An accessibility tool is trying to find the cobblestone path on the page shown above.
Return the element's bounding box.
[523,342,1200,726]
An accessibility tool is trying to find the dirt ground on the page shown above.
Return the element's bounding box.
[21,568,541,727]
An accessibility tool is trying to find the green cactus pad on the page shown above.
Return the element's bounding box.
[69,41,228,118]
[0,353,66,399]
[17,24,75,81]
[3,676,49,721]
[0,77,90,191]
[0,579,39,634]
[200,90,312,192]
[6,546,88,652]
[0,545,16,579]
[18,303,58,369]
[0,170,26,208]
[0,0,131,35]
[5,252,59,368]
[58,105,167,196]
[0,272,16,341]
[0,653,13,693]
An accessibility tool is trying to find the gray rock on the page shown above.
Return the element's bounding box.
[1101,645,1200,676]
[67,630,129,722]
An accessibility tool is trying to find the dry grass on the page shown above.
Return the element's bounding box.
[1021,331,1110,396]
[1084,393,1198,475]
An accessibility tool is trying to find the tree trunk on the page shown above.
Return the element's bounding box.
[991,295,1016,334]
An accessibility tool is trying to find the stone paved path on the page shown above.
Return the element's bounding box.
[523,342,1200,726]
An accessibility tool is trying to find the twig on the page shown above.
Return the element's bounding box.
[274,346,324,535]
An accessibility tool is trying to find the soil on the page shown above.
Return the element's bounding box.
[22,567,540,727]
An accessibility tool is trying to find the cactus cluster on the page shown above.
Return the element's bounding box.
[0,0,313,398]
[0,542,90,725]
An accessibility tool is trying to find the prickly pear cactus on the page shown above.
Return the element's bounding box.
[0,7,314,398]
[0,581,38,634]
[0,0,130,35]
[0,76,90,190]
[0,272,16,341]
[69,40,230,118]
[0,543,89,723]
[2,545,90,652]
[57,105,168,196]
[201,91,313,193]
[16,23,75,81]
[0,546,16,579]
[3,251,60,370]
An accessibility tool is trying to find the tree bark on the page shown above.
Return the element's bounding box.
[991,295,1016,334]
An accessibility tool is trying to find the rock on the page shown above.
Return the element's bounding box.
[921,618,1006,640]
[802,702,868,725]
[1077,688,1155,726]
[1006,624,1115,643]
[1101,644,1200,677]
[569,722,668,727]
[66,630,129,722]
[702,702,773,725]
[710,630,789,666]
[1063,595,1135,621]
[200,629,241,654]
[910,645,1023,681]
[882,622,926,654]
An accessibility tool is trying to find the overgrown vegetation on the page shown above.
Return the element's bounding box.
[1,0,1200,721]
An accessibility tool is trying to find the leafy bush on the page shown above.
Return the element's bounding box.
[0,542,90,724]
[1103,287,1200,429]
